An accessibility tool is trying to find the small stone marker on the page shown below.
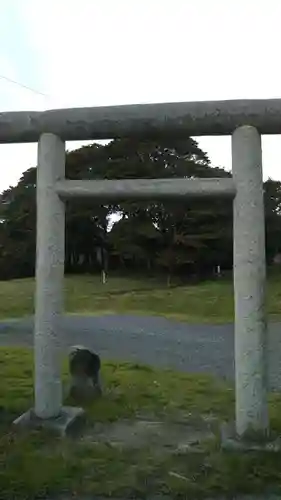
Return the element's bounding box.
[68,345,102,402]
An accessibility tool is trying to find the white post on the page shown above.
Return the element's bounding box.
[232,125,268,437]
[34,133,65,419]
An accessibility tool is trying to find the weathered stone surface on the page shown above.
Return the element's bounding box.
[68,345,102,402]
[2,98,281,144]
[221,421,281,452]
[232,126,268,436]
[55,178,236,201]
[34,133,65,419]
[13,406,85,437]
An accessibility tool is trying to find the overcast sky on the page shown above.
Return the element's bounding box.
[1,0,281,193]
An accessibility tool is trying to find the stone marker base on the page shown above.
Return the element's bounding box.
[13,406,85,437]
[221,422,281,452]
[69,383,102,403]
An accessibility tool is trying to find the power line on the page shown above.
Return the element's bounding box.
[0,74,49,97]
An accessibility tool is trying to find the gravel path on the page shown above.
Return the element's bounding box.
[0,315,280,391]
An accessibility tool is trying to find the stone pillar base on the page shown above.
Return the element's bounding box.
[221,422,281,452]
[13,406,85,437]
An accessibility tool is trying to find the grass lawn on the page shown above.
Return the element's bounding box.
[1,348,281,498]
[0,271,280,323]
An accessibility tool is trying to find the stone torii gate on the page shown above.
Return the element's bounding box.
[1,98,274,437]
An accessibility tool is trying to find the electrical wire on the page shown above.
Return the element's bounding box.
[0,73,49,97]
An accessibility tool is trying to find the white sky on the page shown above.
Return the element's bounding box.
[1,0,281,193]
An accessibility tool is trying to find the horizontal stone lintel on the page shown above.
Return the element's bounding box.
[0,99,280,143]
[55,178,236,200]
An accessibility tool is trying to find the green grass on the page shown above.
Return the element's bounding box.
[1,347,281,498]
[0,271,280,323]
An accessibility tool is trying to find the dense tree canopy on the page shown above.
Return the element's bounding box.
[0,137,280,281]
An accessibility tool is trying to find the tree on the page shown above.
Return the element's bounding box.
[2,137,278,282]
[109,214,160,272]
[264,179,281,263]
[0,168,36,278]
[103,137,233,282]
[0,146,111,279]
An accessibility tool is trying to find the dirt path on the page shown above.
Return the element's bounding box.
[0,314,280,391]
